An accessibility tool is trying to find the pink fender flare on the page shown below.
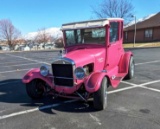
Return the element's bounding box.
[85,72,107,93]
[119,51,133,73]
[22,68,53,87]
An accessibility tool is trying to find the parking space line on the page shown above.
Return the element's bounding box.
[140,80,160,86]
[121,81,137,86]
[135,60,160,66]
[108,85,138,94]
[0,60,33,65]
[3,62,41,67]
[89,114,101,125]
[140,86,160,93]
[121,80,160,93]
[0,99,77,120]
[0,79,160,120]
[0,69,30,74]
[6,54,50,65]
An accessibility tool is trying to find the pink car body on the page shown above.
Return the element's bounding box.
[22,18,134,110]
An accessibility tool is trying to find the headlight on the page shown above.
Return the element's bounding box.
[74,67,86,80]
[40,65,49,77]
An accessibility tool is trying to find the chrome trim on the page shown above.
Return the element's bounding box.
[55,77,73,80]
[51,57,76,87]
[48,76,73,80]
[52,57,75,65]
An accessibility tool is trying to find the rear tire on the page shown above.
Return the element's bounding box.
[125,56,135,79]
[93,77,107,110]
[26,79,45,99]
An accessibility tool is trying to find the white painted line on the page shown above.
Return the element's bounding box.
[121,81,137,86]
[0,99,77,120]
[121,80,160,94]
[109,79,160,94]
[0,68,30,74]
[3,62,41,67]
[135,60,160,66]
[0,60,32,65]
[89,114,101,125]
[0,79,160,120]
[108,85,138,94]
[140,80,160,86]
[141,86,160,93]
[6,54,50,65]
[0,80,20,86]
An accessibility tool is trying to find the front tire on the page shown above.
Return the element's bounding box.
[93,77,108,110]
[26,79,45,99]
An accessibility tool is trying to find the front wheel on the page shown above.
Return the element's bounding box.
[26,79,45,99]
[93,77,108,110]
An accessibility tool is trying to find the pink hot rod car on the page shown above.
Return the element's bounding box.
[22,18,134,110]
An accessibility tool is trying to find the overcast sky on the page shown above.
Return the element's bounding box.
[0,0,159,35]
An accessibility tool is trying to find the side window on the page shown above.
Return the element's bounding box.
[110,22,119,43]
[65,30,75,45]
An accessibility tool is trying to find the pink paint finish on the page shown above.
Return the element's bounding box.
[65,47,106,70]
[22,18,134,99]
[22,68,54,88]
[85,72,106,93]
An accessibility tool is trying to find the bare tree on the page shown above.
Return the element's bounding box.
[35,28,51,49]
[54,37,64,48]
[0,19,21,49]
[50,33,61,44]
[92,0,134,23]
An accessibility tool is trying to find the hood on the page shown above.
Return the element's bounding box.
[64,48,106,67]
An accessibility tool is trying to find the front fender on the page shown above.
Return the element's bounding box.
[22,68,53,87]
[85,72,107,93]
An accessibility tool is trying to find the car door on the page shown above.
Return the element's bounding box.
[107,21,121,70]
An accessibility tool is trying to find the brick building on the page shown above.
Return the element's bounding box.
[124,12,160,43]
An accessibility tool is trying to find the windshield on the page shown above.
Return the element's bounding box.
[64,27,106,46]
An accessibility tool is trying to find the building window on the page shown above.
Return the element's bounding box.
[145,29,153,38]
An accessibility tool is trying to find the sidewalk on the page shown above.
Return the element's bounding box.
[123,42,160,48]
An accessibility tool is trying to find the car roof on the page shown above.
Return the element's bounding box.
[61,18,123,30]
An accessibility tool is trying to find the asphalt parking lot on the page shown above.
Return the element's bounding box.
[0,48,160,129]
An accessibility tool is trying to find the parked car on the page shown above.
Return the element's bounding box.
[22,18,134,110]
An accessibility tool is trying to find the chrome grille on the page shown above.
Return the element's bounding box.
[52,59,74,87]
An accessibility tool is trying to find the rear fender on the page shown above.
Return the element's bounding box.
[22,68,53,87]
[85,72,107,93]
[118,51,133,73]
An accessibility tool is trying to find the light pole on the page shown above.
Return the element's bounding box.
[131,15,136,47]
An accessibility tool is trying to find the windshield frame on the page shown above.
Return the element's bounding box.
[63,27,106,47]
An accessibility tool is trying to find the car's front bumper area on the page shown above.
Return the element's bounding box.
[22,68,82,94]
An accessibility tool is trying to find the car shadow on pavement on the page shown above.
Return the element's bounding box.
[0,79,97,115]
